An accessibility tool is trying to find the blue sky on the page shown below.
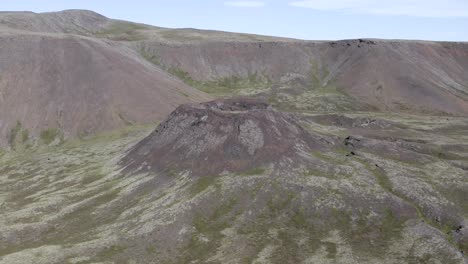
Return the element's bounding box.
[2,0,468,41]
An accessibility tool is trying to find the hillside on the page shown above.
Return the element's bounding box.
[0,11,210,148]
[1,10,468,148]
[3,10,467,117]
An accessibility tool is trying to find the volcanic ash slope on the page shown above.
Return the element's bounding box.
[120,98,333,176]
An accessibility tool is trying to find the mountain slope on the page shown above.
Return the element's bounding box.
[0,28,210,147]
[140,39,468,115]
[0,10,110,35]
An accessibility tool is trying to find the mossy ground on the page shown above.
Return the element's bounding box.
[0,114,466,263]
[96,21,148,41]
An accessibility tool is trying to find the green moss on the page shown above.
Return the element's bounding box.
[200,74,271,95]
[355,158,393,192]
[303,167,333,178]
[81,168,106,185]
[212,198,238,220]
[168,67,195,84]
[139,49,163,67]
[190,177,216,197]
[177,195,240,262]
[291,209,307,229]
[97,245,127,260]
[96,21,147,41]
[158,30,205,42]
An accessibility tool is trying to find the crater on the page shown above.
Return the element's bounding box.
[120,98,329,176]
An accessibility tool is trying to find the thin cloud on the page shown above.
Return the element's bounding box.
[288,0,468,18]
[224,1,266,7]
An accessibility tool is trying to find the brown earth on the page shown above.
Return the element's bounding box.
[120,98,332,176]
[0,13,211,147]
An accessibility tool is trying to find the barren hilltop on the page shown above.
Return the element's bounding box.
[0,10,467,264]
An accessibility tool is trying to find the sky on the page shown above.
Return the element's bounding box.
[1,0,468,41]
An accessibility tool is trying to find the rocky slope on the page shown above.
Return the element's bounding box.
[0,11,210,148]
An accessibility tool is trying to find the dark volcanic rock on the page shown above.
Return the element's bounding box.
[121,99,328,176]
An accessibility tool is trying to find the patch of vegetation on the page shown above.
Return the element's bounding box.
[141,49,269,98]
[355,158,393,192]
[96,244,127,260]
[158,30,205,42]
[139,50,272,96]
[8,121,22,146]
[145,245,158,255]
[81,167,106,185]
[168,67,193,83]
[266,191,296,218]
[370,165,393,192]
[197,73,272,96]
[356,156,466,253]
[139,48,163,67]
[190,177,216,197]
[332,207,405,257]
[179,199,236,263]
[380,208,405,238]
[311,150,348,164]
[8,121,30,150]
[323,241,338,259]
[291,209,307,229]
[303,167,334,178]
[270,230,302,263]
[40,128,62,145]
[21,129,29,143]
[96,21,147,41]
[118,113,133,126]
[212,198,238,220]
